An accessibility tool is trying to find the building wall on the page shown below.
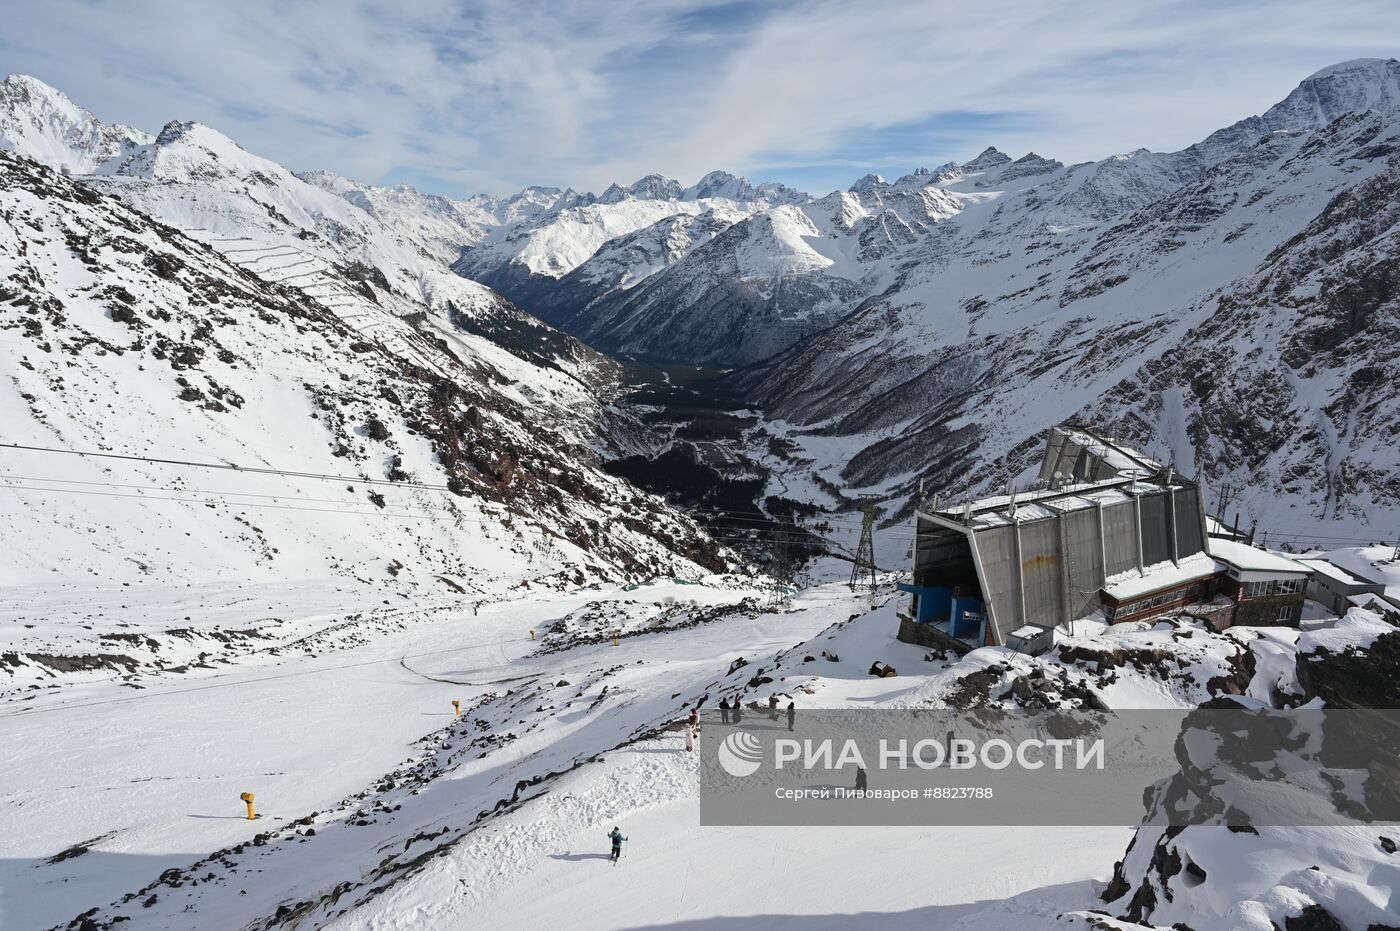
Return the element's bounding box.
[1104,579,1213,624]
[964,483,1207,633]
[1218,575,1306,627]
[1231,594,1305,627]
[1192,601,1237,632]
[1018,519,1061,629]
[1140,493,1173,566]
[897,614,975,655]
[1038,429,1123,484]
[1102,500,1140,576]
[1063,508,1105,622]
[1305,573,1383,615]
[974,524,1021,631]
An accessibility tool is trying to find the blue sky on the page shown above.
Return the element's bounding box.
[2,0,1398,197]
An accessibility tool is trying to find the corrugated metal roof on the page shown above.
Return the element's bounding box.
[928,479,1188,532]
[1049,425,1161,476]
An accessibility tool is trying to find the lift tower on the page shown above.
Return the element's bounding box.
[849,494,880,590]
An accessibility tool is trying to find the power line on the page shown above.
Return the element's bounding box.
[687,505,877,527]
[0,482,457,523]
[0,442,452,492]
[1,442,890,536]
[8,444,1388,554]
[0,473,443,510]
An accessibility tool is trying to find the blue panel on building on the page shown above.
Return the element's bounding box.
[949,598,985,638]
[897,584,953,623]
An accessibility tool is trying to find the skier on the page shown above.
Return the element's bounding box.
[719,697,730,725]
[786,700,796,731]
[608,826,627,863]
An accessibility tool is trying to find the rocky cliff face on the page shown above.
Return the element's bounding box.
[1099,604,1400,931]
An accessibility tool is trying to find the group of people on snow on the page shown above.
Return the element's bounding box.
[715,694,796,730]
[677,691,798,754]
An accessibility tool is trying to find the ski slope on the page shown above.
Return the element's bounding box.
[0,579,1129,930]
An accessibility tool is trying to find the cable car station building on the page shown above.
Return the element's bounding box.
[897,425,1213,653]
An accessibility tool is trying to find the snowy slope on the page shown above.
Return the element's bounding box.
[0,150,731,598]
[296,170,498,266]
[0,582,1119,931]
[14,573,1395,931]
[0,76,664,460]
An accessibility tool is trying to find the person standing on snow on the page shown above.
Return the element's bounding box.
[719,697,730,724]
[688,706,700,731]
[685,724,695,752]
[732,696,743,724]
[608,827,627,863]
[786,700,796,731]
[768,694,780,720]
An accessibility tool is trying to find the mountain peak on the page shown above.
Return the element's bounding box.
[684,170,754,201]
[0,73,151,173]
[1300,57,1400,83]
[849,173,886,193]
[1264,57,1400,128]
[626,173,683,200]
[597,182,629,204]
[3,73,64,97]
[962,147,1012,171]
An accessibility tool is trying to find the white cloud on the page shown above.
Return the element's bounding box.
[2,0,1397,196]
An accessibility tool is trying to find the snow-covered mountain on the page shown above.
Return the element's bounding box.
[726,59,1400,543]
[556,173,962,364]
[449,169,807,322]
[0,73,152,173]
[534,60,1395,371]
[6,62,1400,931]
[0,78,734,589]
